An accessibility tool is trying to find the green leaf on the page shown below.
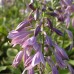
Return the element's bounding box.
[7,48,18,57]
[68,60,74,66]
[9,66,21,74]
[0,66,7,72]
[59,69,70,74]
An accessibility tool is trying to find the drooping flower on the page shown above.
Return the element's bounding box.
[31,50,45,67]
[15,18,34,31]
[12,50,23,67]
[47,18,53,29]
[7,30,32,47]
[54,44,69,60]
[46,56,59,74]
[22,36,38,50]
[54,53,66,68]
[52,28,63,36]
[34,24,41,36]
[22,49,34,74]
[66,30,73,40]
[22,50,45,74]
[45,35,54,46]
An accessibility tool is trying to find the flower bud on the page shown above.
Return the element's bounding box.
[34,8,39,20]
[53,28,63,36]
[29,3,36,11]
[34,25,41,36]
[47,18,53,29]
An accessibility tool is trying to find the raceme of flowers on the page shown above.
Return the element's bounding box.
[7,0,74,74]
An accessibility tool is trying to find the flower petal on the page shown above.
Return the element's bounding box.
[32,51,45,67]
[12,51,23,67]
[54,44,69,60]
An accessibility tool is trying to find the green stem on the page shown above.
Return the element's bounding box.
[42,21,44,55]
[62,31,65,48]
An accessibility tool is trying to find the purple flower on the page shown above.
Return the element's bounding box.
[62,0,72,6]
[15,18,34,31]
[22,36,37,50]
[47,12,58,17]
[52,28,63,36]
[54,53,66,68]
[23,49,33,68]
[65,14,70,28]
[31,50,45,67]
[46,56,59,74]
[45,35,54,46]
[47,18,53,29]
[23,50,45,73]
[54,44,69,60]
[68,64,74,74]
[52,66,59,74]
[7,30,32,47]
[22,50,34,74]
[34,24,41,36]
[27,69,34,74]
[33,42,41,51]
[66,30,73,40]
[60,0,72,7]
[12,50,23,67]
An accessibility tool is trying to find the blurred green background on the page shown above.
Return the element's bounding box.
[0,0,28,73]
[0,0,74,74]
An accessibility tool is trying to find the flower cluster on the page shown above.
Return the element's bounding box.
[7,0,74,74]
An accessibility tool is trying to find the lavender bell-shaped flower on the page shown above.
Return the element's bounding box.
[22,50,34,74]
[45,35,54,46]
[31,50,45,67]
[23,50,45,73]
[46,56,59,74]
[22,36,37,50]
[66,29,73,50]
[15,17,34,31]
[66,30,73,40]
[54,53,66,68]
[12,50,23,67]
[54,44,69,60]
[7,30,32,47]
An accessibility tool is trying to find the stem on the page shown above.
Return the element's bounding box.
[40,18,45,74]
[62,31,65,48]
[51,0,54,8]
[42,20,44,55]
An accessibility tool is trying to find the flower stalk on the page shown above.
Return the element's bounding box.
[7,0,74,74]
